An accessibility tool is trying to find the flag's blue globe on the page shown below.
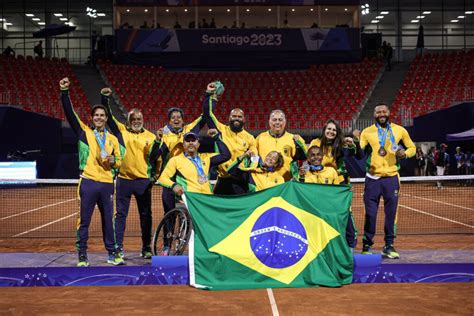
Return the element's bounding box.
[250,207,308,268]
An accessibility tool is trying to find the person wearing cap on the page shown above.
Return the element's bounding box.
[435,143,450,189]
[158,129,231,195]
[226,150,285,192]
[359,102,415,259]
[59,78,123,267]
[100,88,158,260]
[255,110,307,181]
[202,81,257,195]
[150,106,206,224]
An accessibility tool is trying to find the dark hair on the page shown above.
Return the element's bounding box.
[167,107,184,120]
[320,119,344,159]
[91,104,108,117]
[267,151,284,171]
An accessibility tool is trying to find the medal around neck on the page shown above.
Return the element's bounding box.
[198,175,208,184]
[100,150,108,159]
[378,147,387,157]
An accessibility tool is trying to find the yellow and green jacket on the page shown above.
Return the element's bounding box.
[61,90,121,183]
[202,92,257,179]
[360,122,416,177]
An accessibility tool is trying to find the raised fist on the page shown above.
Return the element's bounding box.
[207,128,218,138]
[59,77,70,90]
[101,87,112,96]
[206,82,216,94]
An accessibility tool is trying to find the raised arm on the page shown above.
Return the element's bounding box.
[59,77,87,136]
[100,87,125,136]
[293,135,308,160]
[202,83,225,132]
[208,129,231,167]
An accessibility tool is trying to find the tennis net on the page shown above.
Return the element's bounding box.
[0,176,473,238]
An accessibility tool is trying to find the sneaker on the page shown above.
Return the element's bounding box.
[381,245,400,259]
[77,253,89,267]
[140,249,153,259]
[361,245,372,255]
[117,249,126,260]
[160,247,170,256]
[107,253,126,266]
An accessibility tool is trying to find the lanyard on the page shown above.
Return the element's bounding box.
[186,154,205,177]
[376,122,397,151]
[94,129,108,156]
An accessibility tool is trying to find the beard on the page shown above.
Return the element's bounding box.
[376,116,389,126]
[229,119,244,132]
[130,123,143,132]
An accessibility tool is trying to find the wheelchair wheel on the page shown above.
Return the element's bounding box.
[152,207,192,256]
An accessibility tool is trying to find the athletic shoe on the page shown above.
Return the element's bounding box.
[140,249,153,259]
[160,247,170,256]
[107,253,126,266]
[77,253,89,267]
[117,249,126,260]
[381,245,400,259]
[361,245,372,255]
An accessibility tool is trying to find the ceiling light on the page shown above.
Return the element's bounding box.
[5,22,12,26]
[246,9,250,12]
[126,9,130,12]
[325,8,328,11]
[365,3,369,6]
[411,19,419,23]
[450,19,459,23]
[209,9,212,12]
[376,16,384,19]
[165,9,169,12]
[465,11,473,14]
[371,20,379,23]
[268,8,272,12]
[457,15,465,18]
[26,14,34,17]
[291,8,295,12]
[32,18,41,21]
[226,9,230,12]
[54,13,62,17]
[65,22,73,26]
[144,9,148,12]
[344,8,348,11]
[416,16,425,19]
[381,11,389,14]
[310,8,314,12]
[423,11,431,14]
[0,19,4,21]
[184,9,188,12]
[86,7,97,18]
[97,13,105,17]
[60,18,68,21]
[38,22,45,25]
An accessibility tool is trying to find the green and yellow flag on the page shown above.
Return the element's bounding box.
[185,181,353,290]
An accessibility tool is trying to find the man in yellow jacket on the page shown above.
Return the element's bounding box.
[359,103,415,259]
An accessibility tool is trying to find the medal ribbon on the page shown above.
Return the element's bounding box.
[94,129,108,156]
[376,122,396,151]
[186,154,206,179]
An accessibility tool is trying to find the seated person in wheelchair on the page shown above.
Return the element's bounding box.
[158,129,230,196]
[227,150,285,192]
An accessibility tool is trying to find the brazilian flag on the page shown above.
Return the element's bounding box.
[185,181,353,290]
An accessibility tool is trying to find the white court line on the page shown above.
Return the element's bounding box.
[12,212,78,237]
[399,204,474,229]
[405,194,474,211]
[0,198,76,221]
[267,288,280,316]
